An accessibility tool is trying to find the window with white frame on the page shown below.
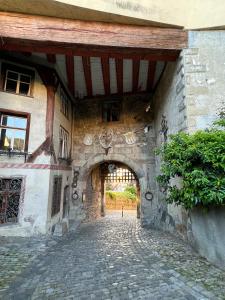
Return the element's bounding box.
[60,87,69,119]
[59,126,69,159]
[2,64,34,97]
[0,112,29,152]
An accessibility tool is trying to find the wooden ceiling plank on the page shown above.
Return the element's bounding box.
[147,61,157,92]
[115,58,123,95]
[132,59,140,93]
[82,56,93,98]
[101,56,110,96]
[65,55,75,96]
[0,12,188,50]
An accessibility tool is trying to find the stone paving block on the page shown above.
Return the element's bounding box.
[0,212,225,299]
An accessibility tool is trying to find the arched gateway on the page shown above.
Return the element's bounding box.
[73,153,158,226]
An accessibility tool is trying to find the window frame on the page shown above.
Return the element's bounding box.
[60,86,70,119]
[0,108,31,153]
[102,99,121,123]
[0,63,35,97]
[58,126,69,159]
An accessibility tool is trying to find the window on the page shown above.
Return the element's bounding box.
[60,87,69,119]
[59,126,69,159]
[2,63,34,96]
[51,176,62,217]
[0,112,29,152]
[0,178,22,224]
[102,100,120,122]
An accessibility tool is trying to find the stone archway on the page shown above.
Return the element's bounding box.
[77,153,146,223]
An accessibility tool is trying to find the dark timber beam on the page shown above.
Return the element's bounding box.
[115,58,123,95]
[0,12,187,50]
[82,56,93,98]
[0,38,180,61]
[101,56,110,96]
[132,59,140,93]
[147,61,157,91]
[65,55,75,96]
[47,54,56,64]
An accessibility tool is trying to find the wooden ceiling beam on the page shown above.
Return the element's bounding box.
[132,59,140,93]
[47,54,56,64]
[147,61,157,91]
[65,55,75,96]
[101,56,110,96]
[0,38,180,61]
[82,56,93,98]
[0,12,187,50]
[115,58,123,95]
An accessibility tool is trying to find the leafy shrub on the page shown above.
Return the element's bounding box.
[124,185,137,196]
[105,191,137,202]
[156,119,225,209]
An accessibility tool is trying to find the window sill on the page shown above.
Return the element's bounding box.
[0,150,28,157]
[0,90,34,99]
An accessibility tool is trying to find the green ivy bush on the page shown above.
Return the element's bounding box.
[156,119,225,209]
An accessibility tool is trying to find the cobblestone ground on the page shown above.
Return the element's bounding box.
[1,211,225,300]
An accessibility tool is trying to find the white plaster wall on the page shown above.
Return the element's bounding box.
[47,169,72,233]
[0,59,47,158]
[53,85,72,159]
[0,168,50,236]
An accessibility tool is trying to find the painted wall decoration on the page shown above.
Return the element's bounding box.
[82,124,151,154]
[160,114,168,143]
[124,131,137,145]
[83,134,93,146]
[99,128,114,155]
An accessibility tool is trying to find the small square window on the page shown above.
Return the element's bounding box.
[102,100,121,122]
[2,63,34,97]
[60,87,69,119]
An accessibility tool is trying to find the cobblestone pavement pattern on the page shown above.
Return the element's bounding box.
[1,212,225,300]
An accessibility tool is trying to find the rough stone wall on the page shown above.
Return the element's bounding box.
[72,94,157,226]
[83,166,102,221]
[153,56,188,236]
[184,31,225,268]
[184,31,225,132]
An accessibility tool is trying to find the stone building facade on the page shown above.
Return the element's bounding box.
[0,3,225,267]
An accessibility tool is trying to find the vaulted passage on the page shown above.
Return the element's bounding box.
[82,161,140,220]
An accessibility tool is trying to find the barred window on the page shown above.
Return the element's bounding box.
[51,176,62,217]
[0,178,22,224]
[59,126,69,159]
[60,87,69,119]
[2,63,34,97]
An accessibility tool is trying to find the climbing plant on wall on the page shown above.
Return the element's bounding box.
[156,117,225,209]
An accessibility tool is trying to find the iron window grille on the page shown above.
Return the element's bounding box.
[60,87,69,119]
[0,112,29,153]
[0,178,22,224]
[51,176,62,217]
[59,126,69,159]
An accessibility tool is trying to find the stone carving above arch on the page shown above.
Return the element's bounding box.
[78,153,145,183]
